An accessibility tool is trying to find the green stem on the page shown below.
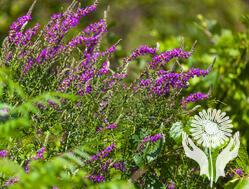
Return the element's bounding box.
[209,147,213,188]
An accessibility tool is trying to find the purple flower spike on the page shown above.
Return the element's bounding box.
[100,159,112,172]
[235,168,243,176]
[150,134,163,142]
[24,160,30,173]
[98,61,109,75]
[150,48,190,69]
[4,177,19,186]
[143,68,209,96]
[0,150,8,158]
[23,58,35,73]
[89,174,105,183]
[167,181,175,189]
[44,4,97,44]
[33,147,46,160]
[181,92,209,107]
[68,19,107,48]
[8,14,39,45]
[143,133,162,143]
[85,85,92,94]
[76,4,97,18]
[125,45,157,62]
[106,123,117,130]
[21,23,40,44]
[36,45,65,63]
[10,15,32,31]
[140,79,151,87]
[89,144,116,162]
[112,161,126,172]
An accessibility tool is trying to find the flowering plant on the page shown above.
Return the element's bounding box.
[0,1,245,189]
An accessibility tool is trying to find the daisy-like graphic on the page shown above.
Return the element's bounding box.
[190,108,233,148]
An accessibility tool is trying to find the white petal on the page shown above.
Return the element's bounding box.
[194,115,202,122]
[219,112,226,120]
[215,109,222,121]
[219,118,232,125]
[202,109,209,120]
[211,109,217,121]
[219,123,233,129]
[207,108,213,121]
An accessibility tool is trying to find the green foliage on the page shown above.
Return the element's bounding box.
[225,178,249,189]
[0,1,248,188]
[0,147,134,189]
[236,145,249,174]
[169,121,184,143]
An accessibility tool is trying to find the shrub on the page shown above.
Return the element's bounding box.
[0,1,245,189]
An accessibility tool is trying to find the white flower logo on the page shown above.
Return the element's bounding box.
[181,108,240,187]
[190,108,233,148]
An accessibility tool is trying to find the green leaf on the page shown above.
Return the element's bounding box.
[133,154,144,167]
[169,121,183,143]
[0,159,24,177]
[236,144,249,173]
[235,178,249,189]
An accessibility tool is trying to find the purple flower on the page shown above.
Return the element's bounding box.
[140,79,151,87]
[12,23,40,45]
[10,15,32,31]
[96,126,104,132]
[76,4,97,17]
[112,161,126,172]
[112,73,127,79]
[24,160,30,173]
[68,19,107,48]
[5,52,13,62]
[236,168,243,176]
[44,4,97,44]
[99,144,116,158]
[150,48,190,69]
[21,23,40,44]
[98,61,109,75]
[59,75,76,92]
[150,134,163,142]
[101,44,118,56]
[181,92,209,107]
[85,85,92,94]
[4,177,19,186]
[89,174,105,183]
[167,181,175,189]
[125,45,157,62]
[8,14,39,45]
[0,107,9,117]
[80,69,94,82]
[23,58,35,73]
[36,45,65,63]
[144,68,209,96]
[33,147,46,160]
[106,123,117,130]
[143,134,162,143]
[89,144,116,162]
[0,150,8,158]
[100,159,112,172]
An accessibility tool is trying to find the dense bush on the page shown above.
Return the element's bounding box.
[0,1,248,189]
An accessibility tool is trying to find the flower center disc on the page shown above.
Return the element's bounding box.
[203,120,219,135]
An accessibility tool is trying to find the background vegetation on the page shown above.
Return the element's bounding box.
[0,0,249,188]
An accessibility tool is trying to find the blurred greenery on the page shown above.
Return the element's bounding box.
[1,0,249,49]
[1,0,249,188]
